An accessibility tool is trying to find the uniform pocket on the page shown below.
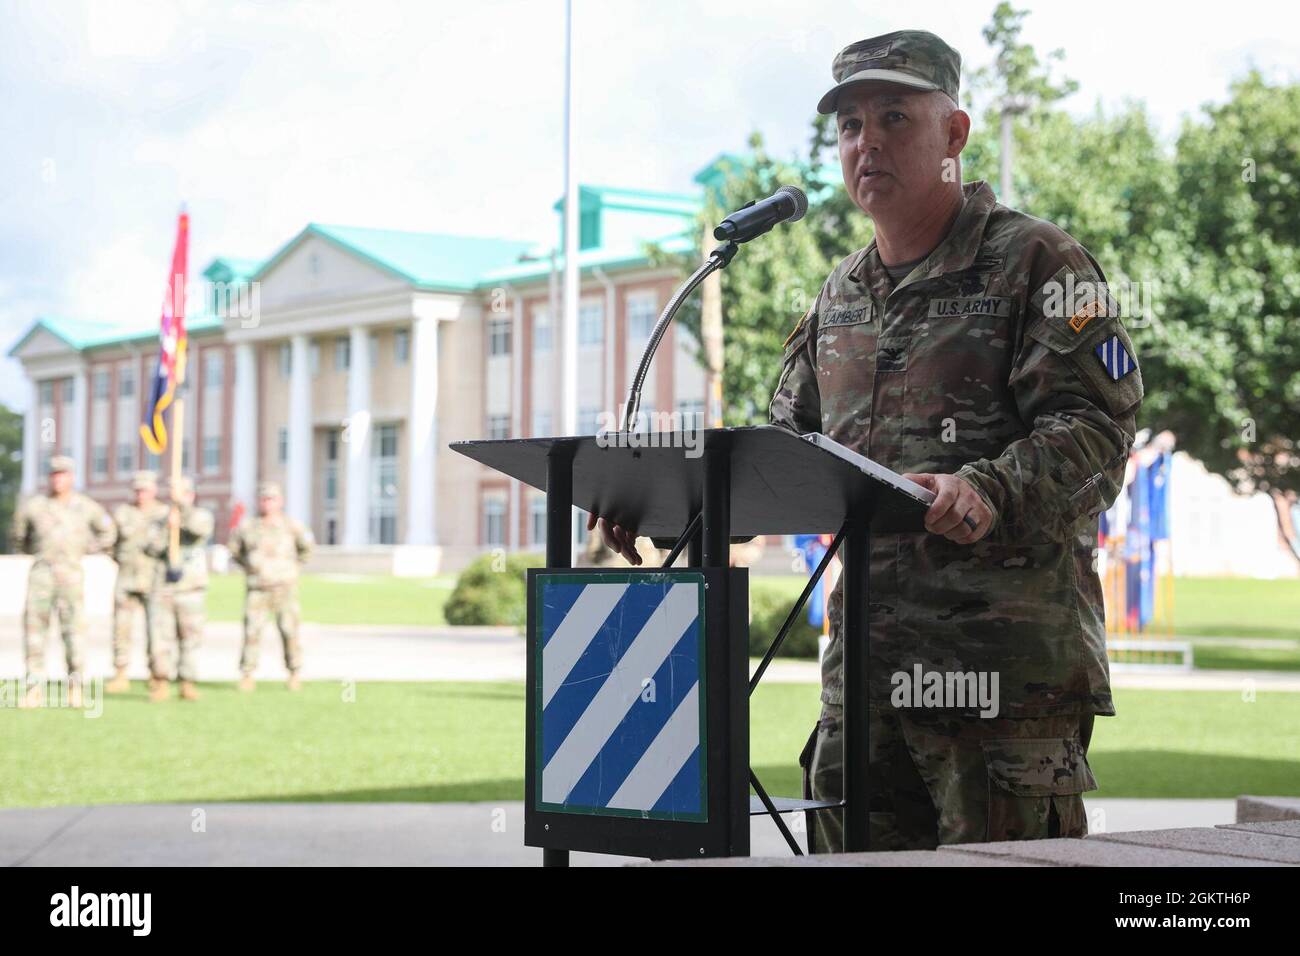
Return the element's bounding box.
[1026,316,1143,419]
[982,735,1096,841]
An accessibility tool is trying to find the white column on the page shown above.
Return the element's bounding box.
[343,325,372,548]
[508,293,522,551]
[286,334,313,527]
[22,378,38,494]
[231,341,258,511]
[71,367,87,488]
[406,316,439,546]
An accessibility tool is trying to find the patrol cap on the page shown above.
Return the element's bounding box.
[132,470,158,491]
[48,455,74,474]
[257,481,282,499]
[817,29,961,115]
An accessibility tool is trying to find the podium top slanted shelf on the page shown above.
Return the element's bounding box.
[449,425,932,538]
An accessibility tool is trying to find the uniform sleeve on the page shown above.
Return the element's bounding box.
[181,506,214,546]
[10,501,31,554]
[91,502,117,553]
[295,522,315,565]
[768,307,822,435]
[955,258,1142,543]
[227,524,249,569]
[144,513,169,559]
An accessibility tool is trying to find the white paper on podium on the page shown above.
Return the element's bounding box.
[800,432,936,508]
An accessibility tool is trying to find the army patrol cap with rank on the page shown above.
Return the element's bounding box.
[132,470,158,491]
[817,29,961,114]
[258,481,282,499]
[48,455,74,474]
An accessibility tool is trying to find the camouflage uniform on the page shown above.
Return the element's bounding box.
[11,489,115,685]
[228,512,314,676]
[111,498,170,676]
[771,176,1142,849]
[146,504,214,682]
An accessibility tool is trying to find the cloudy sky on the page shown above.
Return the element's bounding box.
[2,0,1297,410]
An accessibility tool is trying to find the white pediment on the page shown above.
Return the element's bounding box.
[11,326,78,361]
[254,233,412,314]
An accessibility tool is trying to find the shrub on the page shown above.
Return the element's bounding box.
[747,578,822,659]
[445,552,544,627]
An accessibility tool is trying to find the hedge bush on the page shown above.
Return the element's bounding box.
[748,579,822,659]
[445,552,544,627]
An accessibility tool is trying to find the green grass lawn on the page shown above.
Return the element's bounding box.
[3,682,1296,808]
[203,573,1298,645]
[205,573,456,626]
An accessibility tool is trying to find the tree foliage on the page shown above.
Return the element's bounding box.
[663,4,1299,496]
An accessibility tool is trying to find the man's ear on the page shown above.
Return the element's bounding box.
[948,108,971,157]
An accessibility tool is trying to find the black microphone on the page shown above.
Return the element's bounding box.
[713,185,808,243]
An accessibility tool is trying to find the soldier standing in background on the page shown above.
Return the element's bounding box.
[106,471,170,694]
[10,456,115,709]
[227,481,313,692]
[146,476,213,702]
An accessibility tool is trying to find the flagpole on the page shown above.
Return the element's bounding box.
[168,207,190,573]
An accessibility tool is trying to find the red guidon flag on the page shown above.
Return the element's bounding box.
[140,210,189,455]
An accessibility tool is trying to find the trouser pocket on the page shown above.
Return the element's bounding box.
[982,735,1097,841]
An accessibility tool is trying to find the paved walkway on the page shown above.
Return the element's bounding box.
[0,798,1239,867]
[4,619,1297,689]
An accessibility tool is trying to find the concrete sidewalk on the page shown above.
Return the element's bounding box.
[0,798,1238,867]
[4,618,1297,689]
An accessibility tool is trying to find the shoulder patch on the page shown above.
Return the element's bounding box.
[1094,334,1136,381]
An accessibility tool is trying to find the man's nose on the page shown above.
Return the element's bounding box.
[852,123,882,155]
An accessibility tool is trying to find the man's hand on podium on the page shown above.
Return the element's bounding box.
[903,473,994,545]
[586,514,644,566]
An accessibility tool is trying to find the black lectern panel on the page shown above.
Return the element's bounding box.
[449,426,929,538]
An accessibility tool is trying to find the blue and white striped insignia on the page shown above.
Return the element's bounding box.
[537,576,706,820]
[1094,334,1135,381]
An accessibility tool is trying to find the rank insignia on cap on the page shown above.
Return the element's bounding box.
[1094,334,1135,381]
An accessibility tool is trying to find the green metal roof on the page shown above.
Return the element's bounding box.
[7,311,224,357]
[253,224,536,292]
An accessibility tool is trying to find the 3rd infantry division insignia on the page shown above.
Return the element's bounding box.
[1094,334,1136,381]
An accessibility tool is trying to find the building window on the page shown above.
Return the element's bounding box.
[369,423,398,545]
[145,450,161,471]
[627,292,658,344]
[483,497,506,548]
[487,415,510,440]
[579,301,604,346]
[118,367,136,398]
[279,342,292,378]
[533,310,552,352]
[575,510,590,546]
[488,318,511,357]
[278,427,288,465]
[310,341,321,377]
[39,380,54,405]
[204,350,225,388]
[117,442,134,472]
[394,329,410,364]
[532,410,552,437]
[324,429,340,517]
[676,399,706,432]
[335,337,350,371]
[529,496,546,548]
[578,407,600,435]
[93,369,110,400]
[92,445,108,479]
[202,436,221,473]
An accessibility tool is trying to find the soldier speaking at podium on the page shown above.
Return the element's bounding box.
[765,29,1143,851]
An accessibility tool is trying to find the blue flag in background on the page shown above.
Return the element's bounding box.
[794,534,828,628]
